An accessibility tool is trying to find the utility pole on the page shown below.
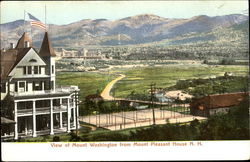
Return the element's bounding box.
[149,83,156,125]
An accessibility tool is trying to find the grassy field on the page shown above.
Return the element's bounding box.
[56,65,248,100]
[113,65,248,98]
[56,72,117,99]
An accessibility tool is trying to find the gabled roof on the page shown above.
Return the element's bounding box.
[0,48,32,80]
[0,50,18,80]
[15,32,32,49]
[13,48,33,67]
[39,32,56,57]
[190,92,248,109]
[1,32,46,81]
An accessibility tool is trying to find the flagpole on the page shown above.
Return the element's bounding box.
[23,10,26,33]
[30,22,33,42]
[45,5,47,32]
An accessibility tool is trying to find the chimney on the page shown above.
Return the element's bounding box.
[10,43,15,49]
[25,41,30,48]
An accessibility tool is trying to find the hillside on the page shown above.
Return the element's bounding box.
[1,14,248,49]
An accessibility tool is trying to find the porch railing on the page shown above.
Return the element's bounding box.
[17,104,72,115]
[9,86,79,97]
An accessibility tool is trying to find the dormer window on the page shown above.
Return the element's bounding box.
[29,59,37,62]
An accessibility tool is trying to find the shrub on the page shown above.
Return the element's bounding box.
[53,136,60,142]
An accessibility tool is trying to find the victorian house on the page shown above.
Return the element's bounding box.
[1,32,80,140]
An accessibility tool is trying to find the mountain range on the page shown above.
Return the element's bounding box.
[1,14,249,49]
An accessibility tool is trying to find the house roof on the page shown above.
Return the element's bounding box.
[190,92,248,109]
[1,32,33,80]
[15,32,32,49]
[0,48,32,80]
[0,50,18,80]
[39,32,56,57]
[1,32,53,80]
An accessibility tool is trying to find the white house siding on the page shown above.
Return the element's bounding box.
[14,49,46,67]
[41,67,45,75]
[0,93,7,100]
[28,83,33,92]
[209,107,230,115]
[49,57,56,90]
[10,83,15,92]
[10,67,23,78]
[9,49,46,78]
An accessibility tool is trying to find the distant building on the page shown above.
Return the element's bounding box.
[224,72,234,77]
[82,48,88,57]
[190,92,248,117]
[61,48,79,57]
[164,90,192,101]
[0,32,80,140]
[80,48,104,60]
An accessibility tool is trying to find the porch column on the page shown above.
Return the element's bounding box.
[32,100,37,137]
[50,99,54,135]
[42,81,45,91]
[25,117,28,135]
[76,91,79,127]
[14,101,18,140]
[67,98,70,133]
[59,98,63,129]
[73,97,76,128]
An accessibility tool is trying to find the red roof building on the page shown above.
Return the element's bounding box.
[190,92,248,117]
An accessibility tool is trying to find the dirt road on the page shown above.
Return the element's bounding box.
[100,74,125,100]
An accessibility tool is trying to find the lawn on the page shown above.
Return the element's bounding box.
[56,65,248,100]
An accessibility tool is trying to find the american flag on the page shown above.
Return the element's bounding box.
[27,13,46,30]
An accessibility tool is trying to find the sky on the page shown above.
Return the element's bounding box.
[1,1,248,25]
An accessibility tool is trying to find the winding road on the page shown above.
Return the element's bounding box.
[100,74,126,100]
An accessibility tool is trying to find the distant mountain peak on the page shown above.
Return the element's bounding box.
[190,15,210,20]
[121,14,166,21]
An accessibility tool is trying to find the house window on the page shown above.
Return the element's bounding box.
[28,66,32,74]
[52,65,54,74]
[34,66,38,74]
[33,81,42,91]
[23,67,26,75]
[19,82,25,88]
[44,81,50,90]
[0,83,6,93]
[29,59,37,62]
[15,82,18,92]
[51,81,54,90]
